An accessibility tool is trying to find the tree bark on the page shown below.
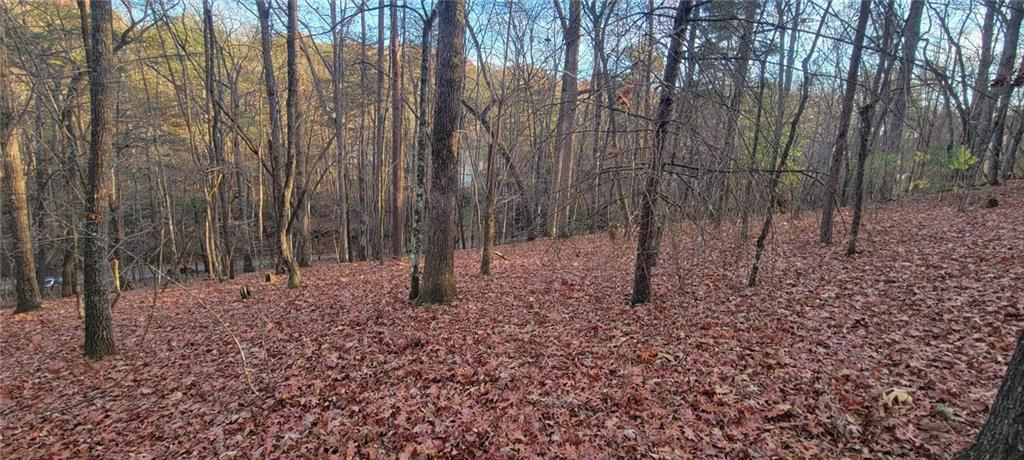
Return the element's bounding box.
[966,1,998,160]
[630,0,692,305]
[883,0,924,198]
[1,128,43,313]
[819,0,870,244]
[332,0,351,263]
[409,8,435,300]
[203,0,232,280]
[419,0,466,305]
[552,0,581,238]
[80,0,117,359]
[847,102,875,256]
[958,331,1024,460]
[985,0,1023,185]
[389,0,406,258]
[283,0,302,287]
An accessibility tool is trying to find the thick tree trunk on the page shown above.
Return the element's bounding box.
[80,0,117,359]
[958,331,1024,460]
[629,0,691,305]
[419,0,466,305]
[1,128,43,313]
[819,0,870,244]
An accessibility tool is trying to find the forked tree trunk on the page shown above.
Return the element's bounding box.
[552,0,581,238]
[966,1,998,160]
[959,331,1024,460]
[283,0,302,287]
[419,0,466,305]
[820,0,870,244]
[985,0,1023,185]
[629,0,692,305]
[80,0,117,359]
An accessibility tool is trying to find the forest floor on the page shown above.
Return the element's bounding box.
[2,184,1023,458]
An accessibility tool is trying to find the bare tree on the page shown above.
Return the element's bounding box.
[80,0,117,359]
[419,0,466,305]
[630,0,692,305]
[389,0,406,258]
[332,0,351,263]
[985,0,1023,185]
[820,0,871,245]
[409,7,435,300]
[551,0,581,238]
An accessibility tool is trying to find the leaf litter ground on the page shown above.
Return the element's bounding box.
[2,185,1023,458]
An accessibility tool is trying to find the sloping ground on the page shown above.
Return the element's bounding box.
[1,185,1022,458]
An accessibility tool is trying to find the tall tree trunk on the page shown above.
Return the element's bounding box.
[1001,113,1024,181]
[986,0,1023,185]
[332,0,351,263]
[203,0,232,280]
[409,8,435,300]
[419,0,466,305]
[375,0,387,261]
[255,0,285,269]
[715,1,757,225]
[958,331,1024,460]
[2,8,42,310]
[552,0,581,238]
[819,0,870,244]
[389,0,406,258]
[80,0,117,359]
[629,0,692,305]
[966,1,998,159]
[884,0,924,198]
[283,0,302,287]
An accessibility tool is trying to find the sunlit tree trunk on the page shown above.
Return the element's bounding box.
[1,127,42,313]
